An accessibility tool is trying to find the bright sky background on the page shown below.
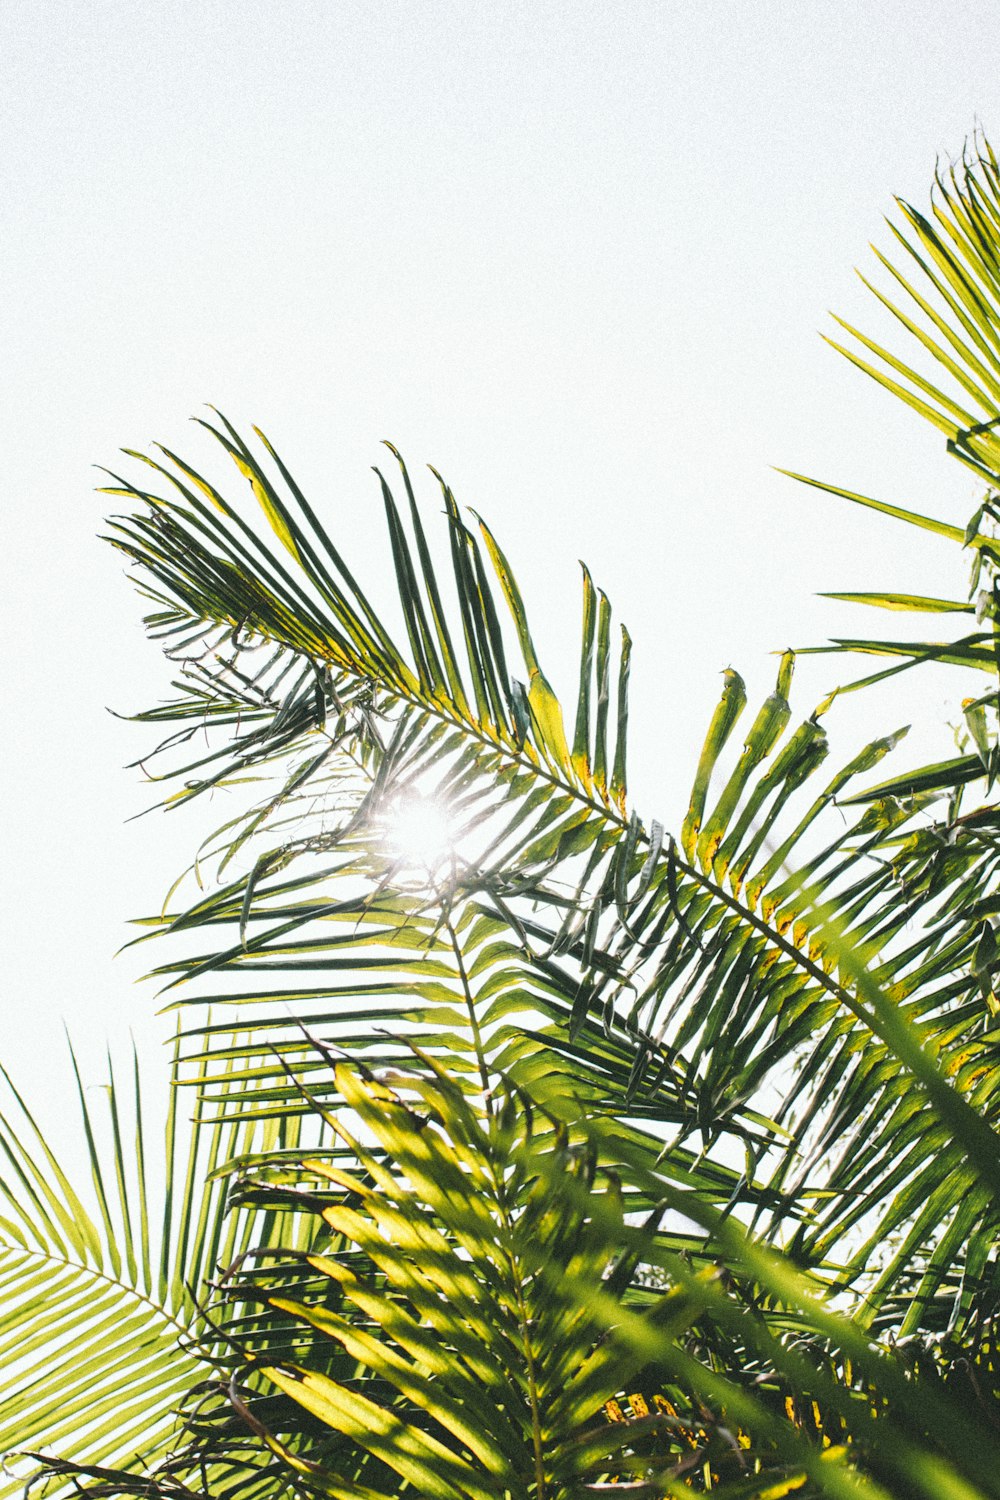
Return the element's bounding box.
[3,0,999,1153]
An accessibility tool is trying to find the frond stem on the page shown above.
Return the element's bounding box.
[485,1150,549,1499]
[444,909,491,1098]
[0,1242,202,1347]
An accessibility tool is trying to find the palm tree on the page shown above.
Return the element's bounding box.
[7,136,1000,1498]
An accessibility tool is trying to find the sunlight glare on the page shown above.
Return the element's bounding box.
[383,794,456,877]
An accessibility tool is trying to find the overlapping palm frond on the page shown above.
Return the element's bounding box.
[105,424,862,1216]
[102,416,649,1104]
[517,666,1000,1351]
[68,1049,1000,1500]
[754,137,1000,1337]
[102,395,1000,1341]
[0,1044,314,1499]
[603,1111,1000,1500]
[782,137,1000,774]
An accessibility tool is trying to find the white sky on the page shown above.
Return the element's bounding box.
[3,0,999,1150]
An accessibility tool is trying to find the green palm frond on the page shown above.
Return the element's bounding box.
[102,415,653,1098]
[821,135,1000,487]
[244,1060,695,1499]
[789,138,1000,696]
[0,1044,314,1497]
[103,412,631,820]
[540,669,1000,1331]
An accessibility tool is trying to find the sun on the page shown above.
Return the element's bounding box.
[381,794,456,878]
